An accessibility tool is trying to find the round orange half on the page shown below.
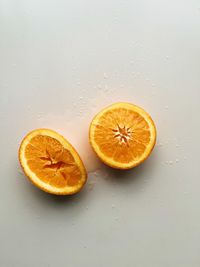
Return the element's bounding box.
[89,102,156,169]
[19,129,87,195]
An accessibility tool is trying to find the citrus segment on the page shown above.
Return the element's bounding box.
[19,129,87,195]
[89,102,156,169]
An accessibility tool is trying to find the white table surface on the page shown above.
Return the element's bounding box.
[0,0,200,266]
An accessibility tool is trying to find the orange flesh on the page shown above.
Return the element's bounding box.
[25,135,81,188]
[93,108,151,163]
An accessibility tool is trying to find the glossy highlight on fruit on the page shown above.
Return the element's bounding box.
[89,102,156,169]
[19,129,87,195]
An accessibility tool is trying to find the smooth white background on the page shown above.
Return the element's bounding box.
[0,0,200,266]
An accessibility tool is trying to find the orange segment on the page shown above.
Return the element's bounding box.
[19,129,87,195]
[89,102,156,169]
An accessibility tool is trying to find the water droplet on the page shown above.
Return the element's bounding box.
[111,204,115,209]
[183,156,187,160]
[115,217,119,221]
[86,206,89,210]
[176,144,180,148]
[166,56,169,60]
[165,105,169,110]
[165,161,169,164]
[169,161,173,165]
[11,63,17,67]
[175,159,179,163]
[77,81,81,86]
[158,143,163,147]
[130,60,134,65]
[132,71,135,75]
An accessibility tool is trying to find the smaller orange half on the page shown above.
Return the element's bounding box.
[89,102,157,169]
[19,129,87,195]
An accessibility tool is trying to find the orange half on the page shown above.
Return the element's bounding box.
[19,129,87,195]
[89,102,156,169]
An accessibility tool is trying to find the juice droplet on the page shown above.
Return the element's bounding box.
[18,169,24,175]
[103,73,108,79]
[88,182,95,191]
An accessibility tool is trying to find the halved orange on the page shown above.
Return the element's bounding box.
[89,102,156,169]
[19,129,87,195]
